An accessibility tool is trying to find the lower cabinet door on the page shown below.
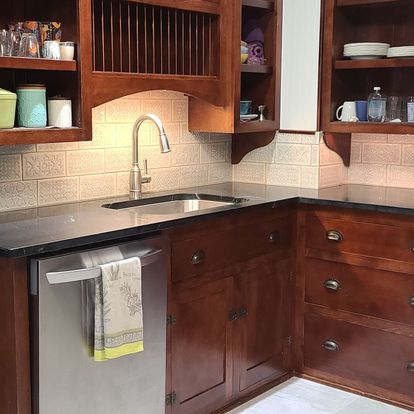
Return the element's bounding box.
[235,257,292,393]
[305,313,414,402]
[170,277,234,414]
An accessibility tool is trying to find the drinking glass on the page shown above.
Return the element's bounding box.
[18,33,40,58]
[386,96,405,122]
[0,30,10,56]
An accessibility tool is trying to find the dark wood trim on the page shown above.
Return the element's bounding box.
[231,131,275,164]
[323,132,351,166]
[335,58,414,70]
[241,0,274,10]
[0,57,77,71]
[240,64,273,74]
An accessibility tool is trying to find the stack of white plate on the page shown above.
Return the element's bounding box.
[387,46,414,58]
[343,42,390,60]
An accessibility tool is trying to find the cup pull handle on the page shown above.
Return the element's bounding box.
[268,231,280,243]
[322,340,340,352]
[324,279,341,292]
[408,296,414,307]
[326,229,344,242]
[191,249,206,265]
[407,362,414,373]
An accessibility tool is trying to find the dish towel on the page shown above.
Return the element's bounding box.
[85,257,144,362]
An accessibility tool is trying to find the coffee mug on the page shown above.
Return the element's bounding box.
[336,102,358,122]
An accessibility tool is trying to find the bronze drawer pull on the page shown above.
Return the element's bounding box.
[326,229,343,242]
[191,249,206,265]
[324,279,341,292]
[408,296,414,307]
[322,340,340,352]
[407,362,414,373]
[268,231,280,243]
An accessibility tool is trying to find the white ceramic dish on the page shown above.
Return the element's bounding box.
[346,55,386,60]
[240,114,259,121]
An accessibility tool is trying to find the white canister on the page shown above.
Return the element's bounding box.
[59,41,75,60]
[48,97,72,128]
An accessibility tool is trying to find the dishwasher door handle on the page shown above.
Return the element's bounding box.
[46,249,163,285]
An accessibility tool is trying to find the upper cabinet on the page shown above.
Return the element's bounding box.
[84,0,233,107]
[280,0,321,133]
[0,0,89,145]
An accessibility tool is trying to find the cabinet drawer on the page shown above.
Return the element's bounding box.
[305,313,414,399]
[306,214,414,262]
[305,258,414,325]
[171,218,291,282]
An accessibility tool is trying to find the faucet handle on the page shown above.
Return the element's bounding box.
[141,159,151,184]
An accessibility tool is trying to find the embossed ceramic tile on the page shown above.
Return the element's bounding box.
[38,177,79,206]
[79,174,117,200]
[234,162,266,184]
[388,134,414,144]
[105,99,141,123]
[151,122,180,145]
[180,124,210,143]
[115,123,135,147]
[37,142,79,152]
[320,140,343,166]
[0,181,37,211]
[141,100,172,122]
[209,133,230,143]
[172,99,188,122]
[80,123,116,149]
[301,133,320,145]
[180,165,209,188]
[301,166,319,189]
[275,143,311,165]
[116,172,130,195]
[208,163,232,184]
[276,132,302,144]
[242,142,275,163]
[266,164,301,187]
[347,163,386,186]
[310,145,320,166]
[105,148,132,172]
[0,144,36,154]
[319,164,347,188]
[92,104,106,123]
[350,142,362,163]
[352,133,387,143]
[402,145,414,166]
[67,150,104,176]
[147,167,180,192]
[200,143,229,164]
[171,144,200,166]
[23,152,65,180]
[387,165,414,188]
[140,146,171,169]
[0,155,22,182]
[149,90,184,99]
[361,143,401,165]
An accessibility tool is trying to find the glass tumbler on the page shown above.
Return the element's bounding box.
[18,33,40,58]
[386,96,405,122]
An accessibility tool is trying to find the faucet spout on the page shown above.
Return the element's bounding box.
[130,113,171,199]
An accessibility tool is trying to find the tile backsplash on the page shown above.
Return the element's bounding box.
[0,88,413,212]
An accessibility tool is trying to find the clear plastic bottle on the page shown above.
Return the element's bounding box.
[367,87,386,122]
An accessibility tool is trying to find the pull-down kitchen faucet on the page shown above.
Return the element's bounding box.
[130,113,171,200]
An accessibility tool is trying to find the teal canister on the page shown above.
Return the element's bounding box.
[0,89,17,129]
[16,84,47,128]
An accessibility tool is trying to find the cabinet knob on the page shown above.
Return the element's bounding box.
[326,229,343,242]
[268,231,280,243]
[410,243,414,253]
[238,306,248,318]
[324,279,341,292]
[407,362,414,373]
[322,340,340,352]
[408,296,414,307]
[191,249,205,265]
[228,309,239,322]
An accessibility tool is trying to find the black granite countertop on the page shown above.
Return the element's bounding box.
[1,182,414,257]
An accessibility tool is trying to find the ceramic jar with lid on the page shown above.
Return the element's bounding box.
[0,88,17,129]
[16,84,47,128]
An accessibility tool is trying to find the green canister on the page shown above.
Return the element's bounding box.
[16,84,47,128]
[0,89,17,129]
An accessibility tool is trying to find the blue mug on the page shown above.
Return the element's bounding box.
[356,101,368,122]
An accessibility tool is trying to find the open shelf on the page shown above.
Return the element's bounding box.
[241,64,273,74]
[242,0,274,10]
[335,58,414,70]
[0,128,83,145]
[0,57,77,71]
[327,122,414,134]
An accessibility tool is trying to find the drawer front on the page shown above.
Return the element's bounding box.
[171,218,291,282]
[306,214,414,262]
[305,259,414,325]
[305,313,414,399]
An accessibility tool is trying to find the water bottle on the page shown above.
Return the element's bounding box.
[367,87,386,122]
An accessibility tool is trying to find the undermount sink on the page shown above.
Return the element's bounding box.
[102,193,249,215]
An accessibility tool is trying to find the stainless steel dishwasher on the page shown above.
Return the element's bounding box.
[30,235,168,414]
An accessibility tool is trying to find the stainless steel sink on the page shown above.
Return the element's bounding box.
[102,193,249,215]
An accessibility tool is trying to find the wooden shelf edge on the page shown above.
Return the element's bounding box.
[335,58,414,70]
[337,0,403,6]
[326,121,414,134]
[235,120,278,133]
[232,130,275,164]
[323,132,351,167]
[0,128,84,145]
[241,64,273,74]
[0,56,77,71]
[242,0,274,10]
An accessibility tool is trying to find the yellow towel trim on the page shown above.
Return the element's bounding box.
[94,341,144,362]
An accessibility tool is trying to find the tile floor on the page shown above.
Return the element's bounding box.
[227,378,411,414]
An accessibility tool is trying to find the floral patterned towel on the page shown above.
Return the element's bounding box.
[85,257,144,361]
